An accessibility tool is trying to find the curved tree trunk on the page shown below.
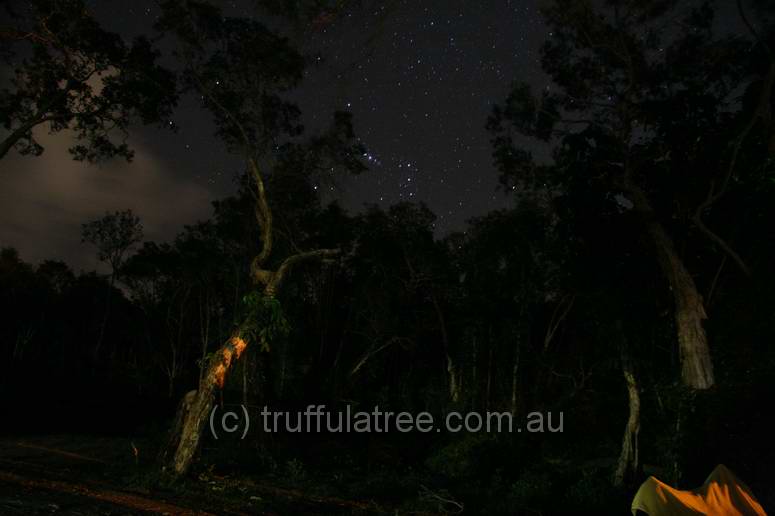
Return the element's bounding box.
[170,335,247,476]
[159,389,197,466]
[627,182,714,390]
[166,78,341,476]
[645,220,714,389]
[167,248,338,477]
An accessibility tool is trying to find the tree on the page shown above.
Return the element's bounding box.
[81,209,143,356]
[449,203,557,413]
[488,0,774,390]
[0,0,177,162]
[613,324,640,487]
[155,0,365,476]
[341,203,450,405]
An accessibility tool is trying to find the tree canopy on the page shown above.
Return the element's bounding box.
[0,0,178,162]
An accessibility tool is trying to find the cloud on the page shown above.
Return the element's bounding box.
[0,129,215,272]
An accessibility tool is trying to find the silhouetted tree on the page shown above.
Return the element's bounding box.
[0,0,177,161]
[81,209,143,356]
[156,0,365,475]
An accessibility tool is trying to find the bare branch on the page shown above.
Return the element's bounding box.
[257,248,340,296]
[543,294,575,351]
[349,338,399,377]
[691,61,775,276]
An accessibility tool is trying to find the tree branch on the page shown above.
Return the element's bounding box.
[691,61,775,276]
[256,248,340,296]
[736,0,772,58]
[543,294,575,351]
[691,206,751,276]
[191,69,275,267]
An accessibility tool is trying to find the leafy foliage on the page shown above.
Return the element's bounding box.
[241,292,290,352]
[0,0,177,161]
[81,209,143,273]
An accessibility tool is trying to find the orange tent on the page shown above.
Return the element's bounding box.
[631,464,766,515]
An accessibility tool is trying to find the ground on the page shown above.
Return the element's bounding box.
[0,436,422,515]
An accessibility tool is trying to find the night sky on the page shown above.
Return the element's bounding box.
[1,0,549,270]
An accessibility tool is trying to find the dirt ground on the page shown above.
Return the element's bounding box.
[0,436,385,515]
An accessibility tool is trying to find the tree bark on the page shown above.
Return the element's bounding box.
[447,355,460,404]
[627,182,714,390]
[159,389,197,465]
[429,290,458,403]
[614,350,640,486]
[170,335,247,475]
[198,289,212,385]
[648,220,714,389]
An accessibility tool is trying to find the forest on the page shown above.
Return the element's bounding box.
[1,0,774,514]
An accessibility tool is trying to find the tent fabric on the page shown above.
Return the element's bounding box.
[631,464,766,515]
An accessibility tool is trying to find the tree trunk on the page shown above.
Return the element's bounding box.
[242,348,249,407]
[614,350,640,486]
[94,273,114,358]
[164,83,343,477]
[167,366,177,399]
[170,335,247,476]
[167,248,338,477]
[429,291,458,403]
[198,290,212,385]
[159,389,197,466]
[627,183,714,389]
[648,221,713,389]
[447,355,460,403]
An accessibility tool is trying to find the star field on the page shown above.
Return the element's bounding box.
[296,0,547,233]
[83,1,549,236]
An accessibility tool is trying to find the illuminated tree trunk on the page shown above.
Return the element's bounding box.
[627,182,714,390]
[168,248,337,477]
[171,335,247,475]
[159,389,196,465]
[165,73,340,476]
